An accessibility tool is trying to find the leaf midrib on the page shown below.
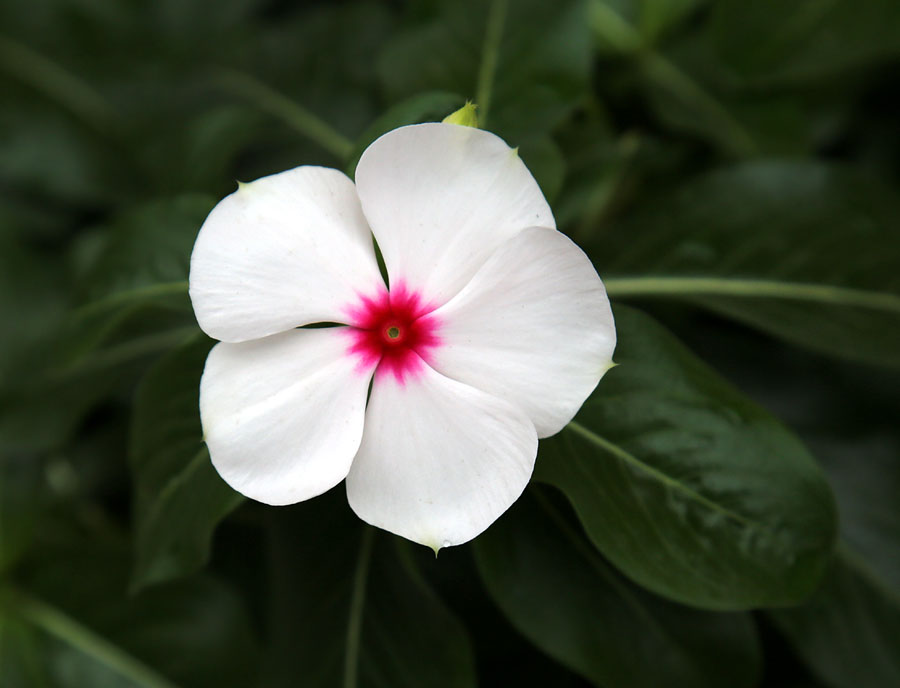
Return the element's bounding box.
[565,421,759,531]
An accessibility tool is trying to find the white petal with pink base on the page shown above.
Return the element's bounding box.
[430,226,616,438]
[346,361,537,550]
[200,328,374,506]
[190,166,382,343]
[355,123,555,305]
[189,121,616,549]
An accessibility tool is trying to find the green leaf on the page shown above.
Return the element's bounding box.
[78,194,212,304]
[536,305,837,610]
[0,233,67,389]
[769,550,900,688]
[0,455,45,574]
[600,161,900,368]
[261,492,476,688]
[9,531,260,688]
[129,336,242,591]
[767,384,900,688]
[709,0,900,85]
[474,489,761,688]
[517,136,566,204]
[0,306,197,454]
[637,0,706,44]
[377,0,591,143]
[0,599,50,687]
[0,196,206,453]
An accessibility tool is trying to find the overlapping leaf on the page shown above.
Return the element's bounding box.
[261,492,476,688]
[537,306,837,609]
[129,336,242,591]
[474,490,761,688]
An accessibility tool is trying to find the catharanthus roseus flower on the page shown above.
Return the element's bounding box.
[189,122,616,550]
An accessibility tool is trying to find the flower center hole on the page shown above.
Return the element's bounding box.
[387,326,401,339]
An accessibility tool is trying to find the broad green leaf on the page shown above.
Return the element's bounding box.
[0,609,52,688]
[589,0,770,157]
[590,0,706,48]
[517,136,566,204]
[261,491,476,688]
[9,530,259,688]
[770,550,900,688]
[474,490,761,688]
[0,197,206,453]
[129,336,242,590]
[0,304,197,454]
[77,195,212,304]
[0,455,45,573]
[767,387,900,688]
[709,0,900,85]
[0,233,67,389]
[0,41,126,204]
[536,306,837,610]
[377,0,591,143]
[637,0,705,43]
[599,161,900,368]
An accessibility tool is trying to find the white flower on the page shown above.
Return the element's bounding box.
[189,123,616,550]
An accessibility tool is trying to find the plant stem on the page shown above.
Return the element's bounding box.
[343,527,375,688]
[215,69,353,160]
[0,35,117,134]
[476,0,508,127]
[603,277,900,312]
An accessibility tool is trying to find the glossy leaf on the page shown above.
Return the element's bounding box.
[536,306,837,609]
[600,161,900,368]
[129,336,242,590]
[474,489,762,688]
[261,491,476,688]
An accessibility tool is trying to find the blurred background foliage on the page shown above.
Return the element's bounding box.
[1,0,899,686]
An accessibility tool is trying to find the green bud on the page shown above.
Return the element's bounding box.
[442,102,479,128]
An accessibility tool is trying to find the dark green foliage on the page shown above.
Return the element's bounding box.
[474,490,762,687]
[1,0,898,685]
[536,306,837,610]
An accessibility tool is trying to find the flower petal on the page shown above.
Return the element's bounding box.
[200,328,375,505]
[354,123,554,306]
[429,226,616,438]
[346,360,537,549]
[190,166,384,342]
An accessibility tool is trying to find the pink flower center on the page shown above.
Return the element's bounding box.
[342,282,441,383]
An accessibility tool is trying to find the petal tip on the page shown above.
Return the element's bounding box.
[427,537,455,557]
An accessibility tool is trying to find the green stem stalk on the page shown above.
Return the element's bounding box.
[343,527,375,688]
[215,70,353,160]
[475,0,508,126]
